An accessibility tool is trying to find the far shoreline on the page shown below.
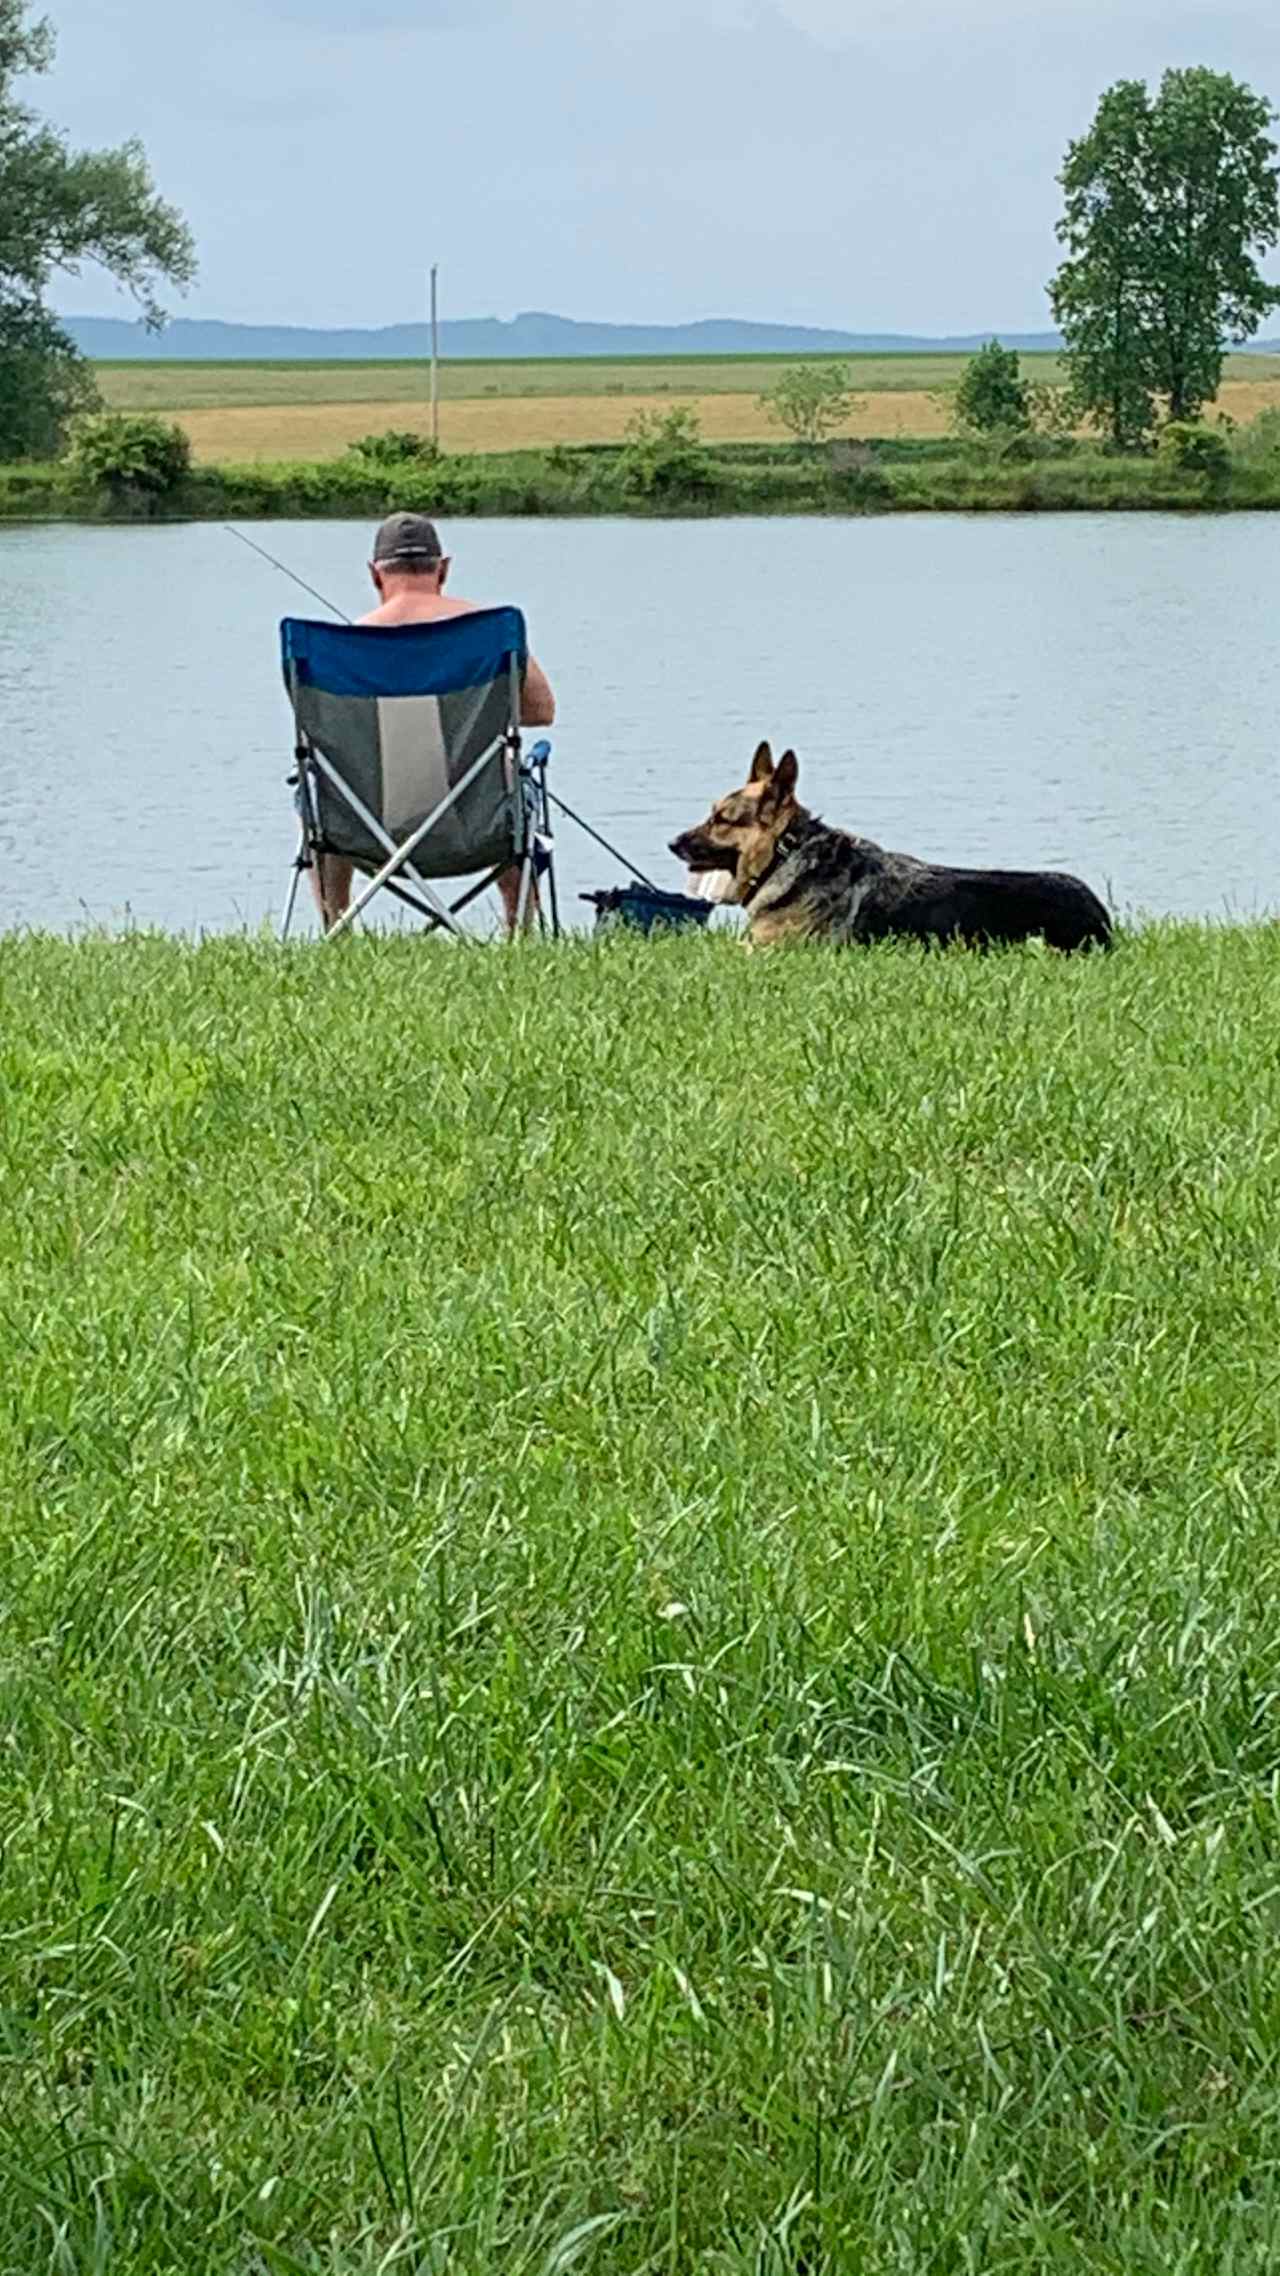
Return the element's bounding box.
[3,436,1279,525]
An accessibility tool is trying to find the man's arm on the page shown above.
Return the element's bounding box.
[521,654,556,727]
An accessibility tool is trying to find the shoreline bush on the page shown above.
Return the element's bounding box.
[3,430,1280,522]
[66,411,192,512]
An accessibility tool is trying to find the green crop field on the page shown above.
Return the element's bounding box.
[93,350,1280,414]
[94,351,1072,413]
[3,924,1280,2271]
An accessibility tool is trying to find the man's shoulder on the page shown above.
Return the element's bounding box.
[356,598,482,627]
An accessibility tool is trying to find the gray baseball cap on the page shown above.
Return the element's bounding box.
[371,511,443,565]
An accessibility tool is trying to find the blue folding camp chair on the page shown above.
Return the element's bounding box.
[279,607,557,941]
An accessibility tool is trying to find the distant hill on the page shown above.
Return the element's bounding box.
[64,310,1071,361]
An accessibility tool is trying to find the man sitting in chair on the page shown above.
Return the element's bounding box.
[307,512,557,934]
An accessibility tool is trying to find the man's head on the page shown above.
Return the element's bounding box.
[369,512,449,598]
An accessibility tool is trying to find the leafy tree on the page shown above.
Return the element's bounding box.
[1050,80,1155,449]
[759,362,860,447]
[0,294,93,455]
[1051,68,1280,449]
[0,0,195,458]
[953,340,1033,434]
[1144,71,1280,419]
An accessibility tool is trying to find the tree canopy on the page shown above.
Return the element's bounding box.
[953,340,1033,435]
[1050,68,1280,448]
[0,0,195,455]
[759,363,860,448]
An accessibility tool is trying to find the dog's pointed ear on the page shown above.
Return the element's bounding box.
[774,749,799,800]
[749,740,774,783]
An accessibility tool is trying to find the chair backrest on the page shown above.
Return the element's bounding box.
[281,608,528,878]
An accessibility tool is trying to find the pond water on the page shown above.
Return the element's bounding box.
[0,512,1277,935]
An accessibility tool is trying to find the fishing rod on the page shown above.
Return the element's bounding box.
[230,522,660,893]
[546,789,655,889]
[224,524,352,622]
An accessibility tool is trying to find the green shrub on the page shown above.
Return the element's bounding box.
[1158,421,1232,480]
[0,460,68,514]
[347,428,440,469]
[189,466,288,516]
[382,453,483,514]
[988,428,1039,465]
[828,461,895,509]
[8,429,1280,525]
[1027,380,1082,445]
[957,427,1060,472]
[295,458,387,510]
[1232,405,1280,464]
[619,405,718,501]
[68,413,191,504]
[955,340,1033,435]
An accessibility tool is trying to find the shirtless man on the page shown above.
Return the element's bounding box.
[308,512,556,932]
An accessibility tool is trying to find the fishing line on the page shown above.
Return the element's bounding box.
[545,790,656,889]
[223,524,352,621]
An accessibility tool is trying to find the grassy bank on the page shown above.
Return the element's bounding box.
[4,433,1280,520]
[3,925,1280,2271]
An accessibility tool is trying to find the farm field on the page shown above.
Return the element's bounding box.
[4,925,1280,2271]
[96,351,1071,410]
[93,351,1280,461]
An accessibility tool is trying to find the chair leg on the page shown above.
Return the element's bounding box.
[280,856,305,943]
[511,855,537,937]
[327,854,461,942]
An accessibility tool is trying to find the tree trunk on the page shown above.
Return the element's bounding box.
[1111,284,1126,448]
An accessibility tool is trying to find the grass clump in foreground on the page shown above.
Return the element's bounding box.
[3,924,1280,2271]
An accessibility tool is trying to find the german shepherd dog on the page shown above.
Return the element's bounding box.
[670,745,1112,951]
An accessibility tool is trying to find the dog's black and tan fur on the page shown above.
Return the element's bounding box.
[670,744,1112,951]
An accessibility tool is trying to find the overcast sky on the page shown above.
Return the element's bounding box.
[33,0,1280,332]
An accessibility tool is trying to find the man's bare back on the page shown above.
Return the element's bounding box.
[359,584,556,725]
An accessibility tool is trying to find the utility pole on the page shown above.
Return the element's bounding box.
[429,264,440,449]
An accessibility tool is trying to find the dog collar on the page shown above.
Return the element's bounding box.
[741,819,807,908]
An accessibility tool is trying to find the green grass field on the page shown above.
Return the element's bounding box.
[92,351,1280,412]
[95,351,1074,412]
[3,926,1280,2271]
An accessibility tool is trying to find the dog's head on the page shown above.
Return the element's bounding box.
[669,742,801,901]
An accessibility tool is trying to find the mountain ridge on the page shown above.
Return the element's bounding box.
[65,310,1073,361]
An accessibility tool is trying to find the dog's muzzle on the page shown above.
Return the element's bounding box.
[669,832,735,873]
